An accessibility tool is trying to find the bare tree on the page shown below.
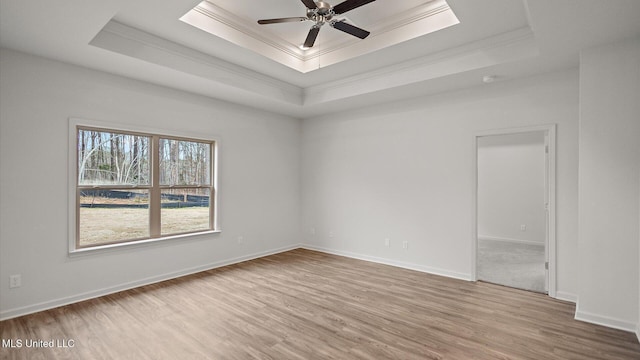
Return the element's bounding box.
[78,130,149,185]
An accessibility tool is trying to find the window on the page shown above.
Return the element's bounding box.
[74,125,217,250]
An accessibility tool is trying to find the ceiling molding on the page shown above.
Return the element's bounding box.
[190,2,305,61]
[90,20,303,106]
[89,20,537,111]
[304,1,453,60]
[304,27,539,105]
[181,0,459,73]
[309,27,537,90]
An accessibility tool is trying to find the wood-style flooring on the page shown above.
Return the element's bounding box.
[1,249,639,359]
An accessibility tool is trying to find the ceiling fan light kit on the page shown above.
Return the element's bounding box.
[258,0,375,48]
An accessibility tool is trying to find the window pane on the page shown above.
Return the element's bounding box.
[161,189,210,235]
[78,129,150,186]
[159,139,210,186]
[79,189,149,246]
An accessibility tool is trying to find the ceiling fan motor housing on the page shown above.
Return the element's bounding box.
[316,2,333,15]
[309,1,334,23]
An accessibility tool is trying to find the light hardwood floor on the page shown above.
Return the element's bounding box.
[1,249,639,359]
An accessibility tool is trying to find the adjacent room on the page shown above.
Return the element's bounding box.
[476,131,548,293]
[1,0,639,359]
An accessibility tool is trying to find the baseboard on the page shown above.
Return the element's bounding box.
[636,324,640,344]
[554,291,578,303]
[301,244,471,281]
[574,309,638,333]
[0,244,300,321]
[478,235,544,247]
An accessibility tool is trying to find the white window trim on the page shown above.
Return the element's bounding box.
[68,117,221,255]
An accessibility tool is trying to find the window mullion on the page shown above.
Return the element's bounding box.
[150,135,161,237]
[210,143,215,230]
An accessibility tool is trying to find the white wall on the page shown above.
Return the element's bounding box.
[301,70,579,296]
[477,132,546,244]
[576,37,640,332]
[0,49,301,319]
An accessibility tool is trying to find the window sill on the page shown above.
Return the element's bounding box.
[68,230,222,257]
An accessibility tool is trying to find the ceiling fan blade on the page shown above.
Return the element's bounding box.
[258,17,307,24]
[332,0,376,14]
[301,0,318,9]
[331,21,370,39]
[304,26,321,48]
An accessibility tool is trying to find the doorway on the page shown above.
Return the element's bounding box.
[473,126,556,296]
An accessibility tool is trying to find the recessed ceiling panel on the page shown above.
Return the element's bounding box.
[180,0,459,73]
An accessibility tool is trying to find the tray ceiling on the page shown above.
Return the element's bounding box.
[3,0,639,118]
[180,0,459,72]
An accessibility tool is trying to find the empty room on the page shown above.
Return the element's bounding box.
[1,0,639,359]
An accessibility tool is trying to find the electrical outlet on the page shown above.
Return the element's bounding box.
[329,232,334,238]
[520,224,527,232]
[9,274,21,288]
[310,227,316,235]
[237,236,244,244]
[384,238,390,247]
[402,241,408,250]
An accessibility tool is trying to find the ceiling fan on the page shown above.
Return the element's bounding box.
[257,0,376,48]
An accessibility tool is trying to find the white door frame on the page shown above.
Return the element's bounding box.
[470,124,557,298]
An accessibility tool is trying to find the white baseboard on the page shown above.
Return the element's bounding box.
[636,324,640,344]
[301,244,471,281]
[478,235,544,247]
[574,309,638,333]
[0,244,300,321]
[554,291,577,303]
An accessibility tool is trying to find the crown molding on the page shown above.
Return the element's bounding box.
[181,0,459,73]
[315,27,536,89]
[90,20,303,106]
[89,20,537,111]
[304,27,538,105]
[306,1,453,60]
[192,2,306,61]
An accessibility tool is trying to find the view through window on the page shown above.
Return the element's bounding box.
[76,127,215,248]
